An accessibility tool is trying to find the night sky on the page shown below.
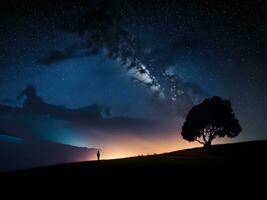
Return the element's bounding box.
[0,0,267,165]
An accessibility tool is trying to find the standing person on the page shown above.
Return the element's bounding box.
[97,150,100,161]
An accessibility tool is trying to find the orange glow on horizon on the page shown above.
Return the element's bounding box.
[86,132,200,160]
[83,129,241,161]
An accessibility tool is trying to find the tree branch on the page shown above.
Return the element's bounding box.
[202,133,207,143]
[196,139,205,145]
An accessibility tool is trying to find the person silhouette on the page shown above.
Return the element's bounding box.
[97,150,100,161]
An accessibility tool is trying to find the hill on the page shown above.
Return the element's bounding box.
[0,135,97,171]
[1,140,267,199]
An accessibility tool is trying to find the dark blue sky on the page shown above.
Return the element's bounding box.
[0,0,267,160]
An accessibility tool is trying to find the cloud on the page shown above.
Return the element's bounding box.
[38,50,69,64]
[38,44,88,64]
[0,104,156,143]
[0,85,156,142]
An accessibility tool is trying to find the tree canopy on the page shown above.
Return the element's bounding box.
[181,96,242,147]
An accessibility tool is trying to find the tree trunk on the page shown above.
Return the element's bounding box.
[203,141,212,149]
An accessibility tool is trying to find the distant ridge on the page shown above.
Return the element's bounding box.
[0,138,97,171]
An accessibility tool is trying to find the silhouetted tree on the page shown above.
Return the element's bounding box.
[181,96,241,148]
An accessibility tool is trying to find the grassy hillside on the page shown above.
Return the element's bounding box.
[1,140,267,198]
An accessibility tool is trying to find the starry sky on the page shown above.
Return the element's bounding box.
[0,0,267,160]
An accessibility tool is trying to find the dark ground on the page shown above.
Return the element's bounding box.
[1,140,267,199]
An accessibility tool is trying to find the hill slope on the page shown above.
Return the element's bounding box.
[1,140,267,198]
[0,137,98,171]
